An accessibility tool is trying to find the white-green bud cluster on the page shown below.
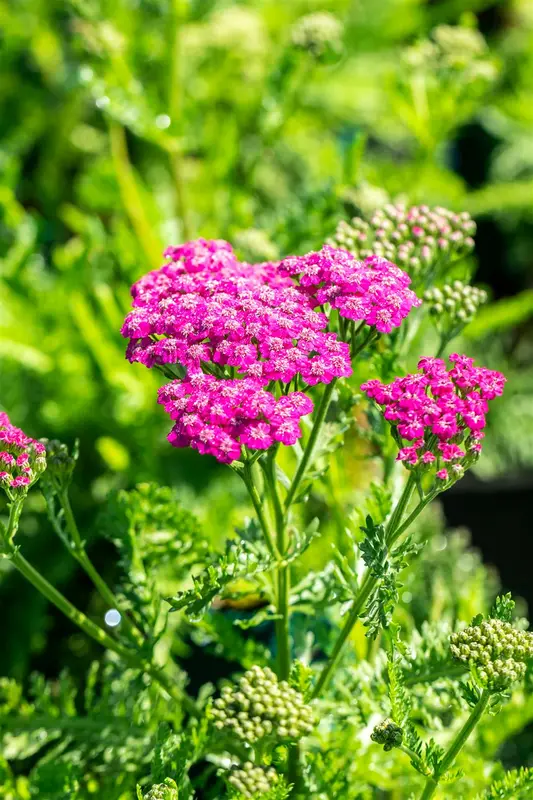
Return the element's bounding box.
[226,762,279,798]
[143,778,178,800]
[402,24,497,83]
[291,12,343,61]
[424,281,487,327]
[328,204,476,280]
[211,666,315,743]
[370,718,404,751]
[450,619,533,691]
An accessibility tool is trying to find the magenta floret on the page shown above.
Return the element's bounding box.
[278,246,421,333]
[0,412,46,491]
[361,354,505,483]
[157,375,314,464]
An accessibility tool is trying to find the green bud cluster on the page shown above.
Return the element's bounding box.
[424,281,487,327]
[370,718,404,751]
[40,438,78,492]
[291,12,343,61]
[401,24,497,83]
[226,762,279,798]
[211,666,315,743]
[142,778,178,800]
[433,25,489,69]
[450,619,533,691]
[328,204,476,280]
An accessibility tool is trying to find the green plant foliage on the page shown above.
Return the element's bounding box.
[2,0,533,797]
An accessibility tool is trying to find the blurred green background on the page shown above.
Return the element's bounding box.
[2,0,533,682]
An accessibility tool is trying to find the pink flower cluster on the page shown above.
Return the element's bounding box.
[122,239,352,386]
[157,374,314,463]
[361,354,506,482]
[0,412,46,492]
[278,246,421,333]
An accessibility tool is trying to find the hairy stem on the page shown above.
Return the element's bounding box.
[419,690,490,799]
[242,462,278,558]
[284,379,337,511]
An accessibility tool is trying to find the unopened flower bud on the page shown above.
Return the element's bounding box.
[210,666,315,744]
[371,718,404,751]
[143,778,178,800]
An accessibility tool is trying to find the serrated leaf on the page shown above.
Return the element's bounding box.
[166,539,274,622]
[490,593,515,623]
[478,767,533,799]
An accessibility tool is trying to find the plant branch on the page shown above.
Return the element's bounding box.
[419,690,490,799]
[284,379,337,511]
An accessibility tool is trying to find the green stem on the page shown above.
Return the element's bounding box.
[419,690,490,800]
[263,453,291,681]
[385,475,416,544]
[389,489,440,546]
[8,548,198,716]
[284,379,337,511]
[9,547,134,661]
[399,744,426,772]
[58,490,144,647]
[242,462,278,558]
[311,477,424,699]
[2,504,198,717]
[311,570,376,699]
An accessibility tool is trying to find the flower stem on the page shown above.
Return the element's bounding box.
[419,690,490,800]
[58,490,144,647]
[385,474,417,544]
[311,476,422,699]
[2,503,198,717]
[242,462,278,558]
[263,452,291,681]
[311,570,376,699]
[284,379,337,511]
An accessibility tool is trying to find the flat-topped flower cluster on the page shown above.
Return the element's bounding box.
[122,238,422,462]
[278,246,421,333]
[123,239,352,385]
[362,354,506,483]
[0,412,46,492]
[158,375,313,463]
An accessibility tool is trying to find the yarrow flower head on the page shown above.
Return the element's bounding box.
[211,665,315,743]
[328,205,476,282]
[0,412,46,496]
[224,763,280,798]
[361,354,506,486]
[158,375,314,464]
[450,619,533,691]
[122,239,352,386]
[278,246,420,334]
